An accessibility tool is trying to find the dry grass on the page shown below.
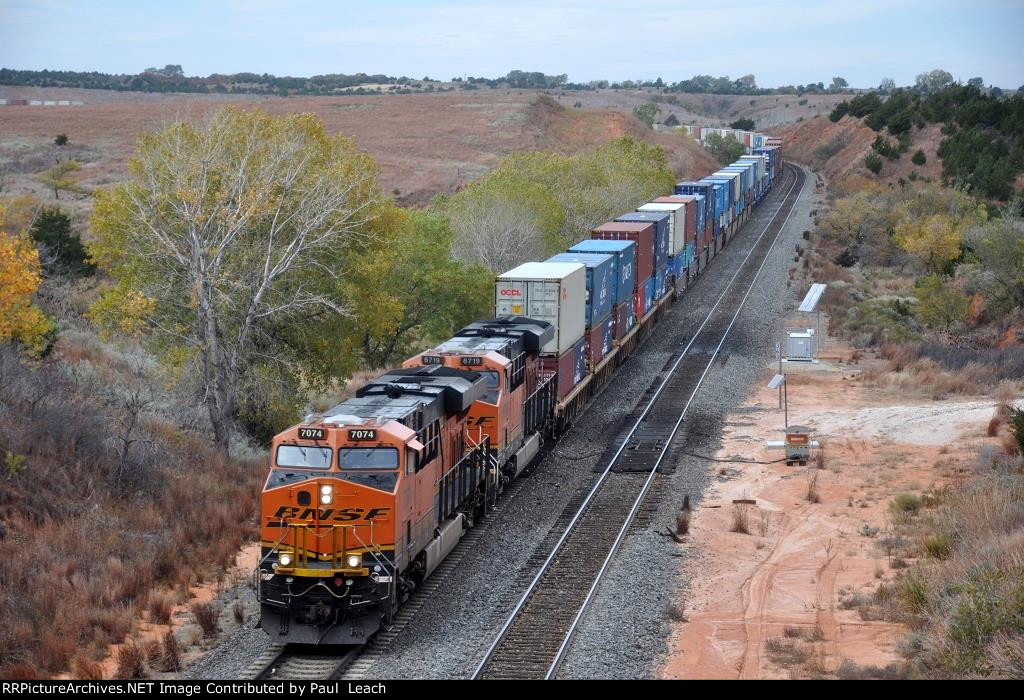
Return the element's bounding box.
[191,602,220,638]
[72,655,105,680]
[154,632,182,673]
[730,503,750,534]
[806,471,821,503]
[764,637,811,666]
[233,600,246,625]
[113,643,147,680]
[148,592,173,625]
[0,344,263,677]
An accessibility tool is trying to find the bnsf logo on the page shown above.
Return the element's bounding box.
[499,288,522,296]
[271,506,390,523]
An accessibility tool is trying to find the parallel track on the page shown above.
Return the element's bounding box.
[472,164,806,680]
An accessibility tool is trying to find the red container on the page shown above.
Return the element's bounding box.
[584,315,614,368]
[654,196,698,246]
[591,222,653,284]
[632,286,644,320]
[540,338,585,400]
[612,301,633,340]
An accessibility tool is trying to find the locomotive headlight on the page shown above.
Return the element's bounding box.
[346,554,361,568]
[279,553,292,567]
[320,484,333,504]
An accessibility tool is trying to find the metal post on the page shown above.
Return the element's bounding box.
[776,342,783,408]
[784,376,788,429]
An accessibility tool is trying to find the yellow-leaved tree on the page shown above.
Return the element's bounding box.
[88,108,388,451]
[0,208,52,354]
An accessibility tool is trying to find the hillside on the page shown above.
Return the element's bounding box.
[777,114,945,186]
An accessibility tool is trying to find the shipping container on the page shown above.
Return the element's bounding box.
[584,314,615,368]
[541,337,586,400]
[495,262,586,355]
[696,179,729,234]
[674,182,714,234]
[634,203,685,256]
[591,221,654,283]
[654,266,667,300]
[632,282,646,320]
[612,300,634,341]
[546,252,615,328]
[568,239,637,305]
[644,276,656,314]
[653,196,698,247]
[615,211,669,270]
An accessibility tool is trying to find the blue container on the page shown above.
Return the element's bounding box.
[571,337,586,387]
[655,266,667,300]
[643,277,655,314]
[568,239,636,305]
[546,252,615,327]
[674,181,713,234]
[700,178,732,233]
[616,211,669,272]
[686,242,696,267]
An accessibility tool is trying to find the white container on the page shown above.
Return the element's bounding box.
[496,262,586,355]
[740,155,766,183]
[637,202,687,255]
[712,171,742,203]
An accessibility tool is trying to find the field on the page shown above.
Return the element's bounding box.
[0,86,745,215]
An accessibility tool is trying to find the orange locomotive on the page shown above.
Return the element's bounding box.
[257,318,555,644]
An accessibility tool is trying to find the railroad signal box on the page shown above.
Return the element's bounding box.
[784,425,811,465]
[786,330,815,362]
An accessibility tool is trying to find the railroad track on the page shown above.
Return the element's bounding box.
[472,163,807,680]
[248,644,361,680]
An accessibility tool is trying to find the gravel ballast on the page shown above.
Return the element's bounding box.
[184,165,821,680]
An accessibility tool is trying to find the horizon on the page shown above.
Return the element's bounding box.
[1,0,1022,90]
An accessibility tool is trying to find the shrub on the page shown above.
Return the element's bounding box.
[29,208,95,276]
[812,132,851,161]
[1009,407,1024,457]
[191,602,220,638]
[114,643,147,680]
[912,149,927,166]
[922,532,953,559]
[890,493,923,515]
[764,637,810,666]
[72,656,104,680]
[865,153,883,174]
[148,592,173,625]
[730,503,750,534]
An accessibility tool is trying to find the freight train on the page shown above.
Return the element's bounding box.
[255,137,784,645]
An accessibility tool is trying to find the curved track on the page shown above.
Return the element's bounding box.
[472,163,807,680]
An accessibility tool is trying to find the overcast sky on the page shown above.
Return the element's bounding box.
[2,0,1022,89]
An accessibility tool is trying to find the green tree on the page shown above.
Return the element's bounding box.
[967,77,984,88]
[705,132,746,165]
[864,153,883,174]
[350,209,492,368]
[912,149,927,165]
[664,113,679,127]
[969,217,1024,312]
[914,274,970,330]
[88,108,386,451]
[54,133,68,147]
[37,160,81,200]
[915,69,954,93]
[632,101,661,128]
[729,118,755,130]
[28,207,94,276]
[830,76,849,91]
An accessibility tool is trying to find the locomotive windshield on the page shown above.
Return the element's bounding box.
[276,445,332,469]
[338,447,399,492]
[480,370,500,403]
[339,447,399,469]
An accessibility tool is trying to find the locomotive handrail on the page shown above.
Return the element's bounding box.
[472,163,803,680]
